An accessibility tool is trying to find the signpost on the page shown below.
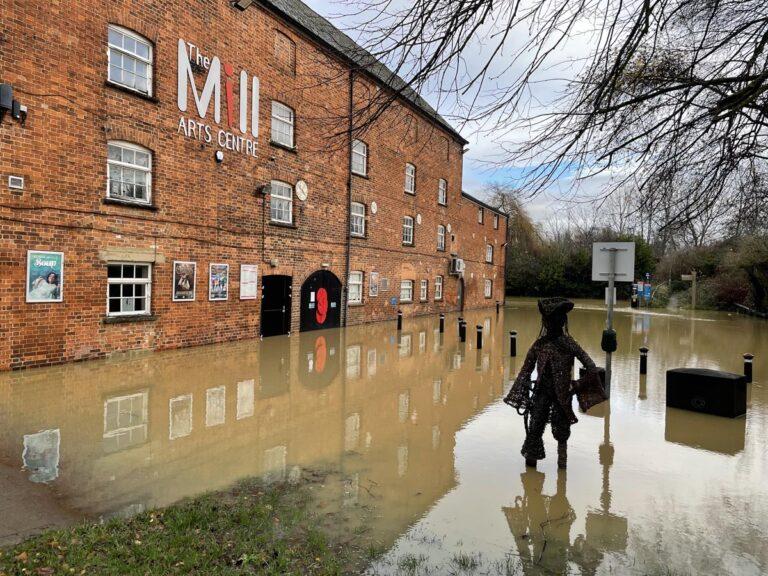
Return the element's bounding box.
[592,242,636,395]
[681,271,698,310]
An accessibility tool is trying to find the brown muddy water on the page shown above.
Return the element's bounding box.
[1,299,766,575]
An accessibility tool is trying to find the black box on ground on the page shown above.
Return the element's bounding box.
[666,368,747,418]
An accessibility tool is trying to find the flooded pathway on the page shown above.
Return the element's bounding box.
[1,300,767,575]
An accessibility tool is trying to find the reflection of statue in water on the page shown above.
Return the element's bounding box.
[504,298,598,468]
[504,470,574,575]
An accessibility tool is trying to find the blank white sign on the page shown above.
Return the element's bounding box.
[592,242,635,282]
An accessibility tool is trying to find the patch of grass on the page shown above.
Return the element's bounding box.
[450,551,480,573]
[397,552,429,575]
[0,477,367,575]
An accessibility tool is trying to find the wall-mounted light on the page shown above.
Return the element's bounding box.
[215,150,224,163]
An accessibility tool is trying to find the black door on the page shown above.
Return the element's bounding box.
[261,275,292,337]
[300,270,342,332]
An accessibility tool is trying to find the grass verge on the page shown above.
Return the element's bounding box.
[0,476,371,575]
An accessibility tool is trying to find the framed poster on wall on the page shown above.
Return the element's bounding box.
[173,261,197,301]
[240,264,258,300]
[209,263,229,301]
[26,250,64,303]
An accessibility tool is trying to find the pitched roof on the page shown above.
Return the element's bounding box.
[461,191,509,218]
[259,0,468,145]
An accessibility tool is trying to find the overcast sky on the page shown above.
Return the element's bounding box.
[301,0,597,224]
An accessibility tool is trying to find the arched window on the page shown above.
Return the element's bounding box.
[274,31,296,75]
[107,141,152,204]
[107,25,153,96]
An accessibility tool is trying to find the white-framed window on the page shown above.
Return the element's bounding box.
[270,101,295,148]
[437,225,446,251]
[107,141,152,204]
[369,271,380,296]
[434,276,443,300]
[270,180,293,224]
[404,163,416,194]
[420,279,428,301]
[108,26,153,95]
[350,202,366,237]
[402,216,414,245]
[400,280,414,302]
[486,244,494,263]
[438,179,447,205]
[478,207,485,223]
[348,271,363,304]
[494,213,499,229]
[352,140,368,176]
[484,279,493,298]
[107,263,151,316]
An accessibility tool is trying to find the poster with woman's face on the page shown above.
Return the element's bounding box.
[173,261,196,301]
[26,251,64,303]
[209,263,229,301]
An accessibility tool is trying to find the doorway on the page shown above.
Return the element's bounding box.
[300,270,342,332]
[261,275,292,337]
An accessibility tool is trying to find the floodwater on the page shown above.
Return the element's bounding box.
[1,300,767,575]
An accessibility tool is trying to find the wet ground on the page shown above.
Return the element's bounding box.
[1,300,766,575]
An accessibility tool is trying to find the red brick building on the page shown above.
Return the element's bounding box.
[0,0,507,370]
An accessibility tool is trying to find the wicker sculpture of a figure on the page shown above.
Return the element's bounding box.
[504,298,598,469]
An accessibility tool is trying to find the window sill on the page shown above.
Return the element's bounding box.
[402,243,415,248]
[269,220,298,230]
[269,141,298,154]
[405,191,415,196]
[348,302,365,307]
[438,202,448,207]
[400,301,414,305]
[105,81,159,103]
[352,171,369,180]
[437,248,446,253]
[102,314,157,325]
[103,198,158,211]
[350,233,368,240]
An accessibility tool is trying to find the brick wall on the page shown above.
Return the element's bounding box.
[0,0,507,370]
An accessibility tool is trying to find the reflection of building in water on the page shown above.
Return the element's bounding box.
[22,429,60,483]
[0,312,505,548]
[664,408,746,455]
[103,391,148,453]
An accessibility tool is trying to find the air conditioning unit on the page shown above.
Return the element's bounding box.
[449,257,465,276]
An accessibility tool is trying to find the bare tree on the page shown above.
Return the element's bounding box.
[339,0,768,229]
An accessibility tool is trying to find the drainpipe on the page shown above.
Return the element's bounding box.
[342,69,355,327]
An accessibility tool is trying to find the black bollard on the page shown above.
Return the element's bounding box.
[744,353,754,383]
[496,301,500,315]
[457,316,464,334]
[509,331,517,357]
[459,321,466,343]
[439,313,445,334]
[397,310,402,331]
[476,325,483,350]
[639,347,649,375]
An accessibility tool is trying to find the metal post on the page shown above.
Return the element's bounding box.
[605,248,617,397]
[509,331,517,357]
[744,353,754,383]
[397,310,402,331]
[692,270,698,311]
[639,347,649,375]
[476,325,483,350]
[439,314,445,334]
